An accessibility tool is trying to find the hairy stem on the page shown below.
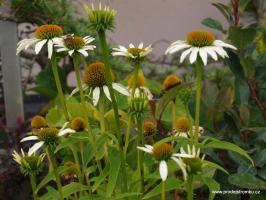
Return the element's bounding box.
[46,148,63,200]
[51,55,69,120]
[30,174,38,200]
[194,59,202,142]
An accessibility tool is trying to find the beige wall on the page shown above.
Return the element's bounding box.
[79,0,229,56]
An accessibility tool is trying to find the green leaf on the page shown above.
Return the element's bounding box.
[254,149,266,167]
[201,176,220,200]
[62,182,88,198]
[92,164,110,192]
[214,87,234,112]
[203,160,229,174]
[156,82,194,119]
[78,193,140,200]
[143,178,183,199]
[38,186,59,200]
[229,26,256,49]
[106,147,121,196]
[46,107,66,127]
[228,173,266,189]
[203,140,254,165]
[212,3,232,23]
[239,0,251,11]
[36,166,74,192]
[202,18,223,32]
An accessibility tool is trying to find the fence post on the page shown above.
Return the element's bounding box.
[0,20,24,128]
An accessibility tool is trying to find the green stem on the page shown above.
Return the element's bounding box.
[194,59,203,143]
[71,145,83,184]
[30,174,38,200]
[98,30,128,192]
[161,181,166,200]
[99,89,106,133]
[172,99,176,130]
[46,148,64,200]
[123,116,133,158]
[137,117,144,193]
[73,54,86,105]
[186,175,194,200]
[51,55,69,120]
[131,62,140,98]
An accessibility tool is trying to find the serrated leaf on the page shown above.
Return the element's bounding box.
[203,140,254,165]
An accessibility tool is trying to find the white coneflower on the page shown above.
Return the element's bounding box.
[165,30,237,65]
[82,61,130,106]
[138,143,187,181]
[112,43,152,60]
[20,123,75,155]
[17,24,63,59]
[54,35,96,57]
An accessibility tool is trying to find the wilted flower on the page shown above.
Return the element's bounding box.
[17,24,63,59]
[12,148,45,176]
[163,74,182,91]
[71,117,87,132]
[138,143,187,181]
[112,43,152,61]
[84,3,116,31]
[128,72,153,100]
[54,35,96,57]
[82,61,130,106]
[31,115,47,129]
[165,30,237,65]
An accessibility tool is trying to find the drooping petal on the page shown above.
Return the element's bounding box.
[92,87,101,106]
[103,86,112,101]
[28,141,45,156]
[180,48,193,63]
[171,157,187,180]
[112,83,130,96]
[214,40,237,50]
[20,136,39,143]
[159,160,168,181]
[35,40,47,54]
[205,47,218,61]
[137,146,153,154]
[189,47,199,64]
[199,48,208,66]
[166,43,190,54]
[47,40,54,59]
[68,49,75,56]
[212,46,228,58]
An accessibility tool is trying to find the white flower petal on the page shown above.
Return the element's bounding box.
[212,46,228,58]
[199,48,208,66]
[47,40,54,59]
[28,141,44,156]
[35,40,47,54]
[20,136,39,142]
[166,43,190,54]
[173,153,194,158]
[78,49,88,57]
[92,87,100,106]
[205,47,218,61]
[144,145,153,150]
[138,42,144,49]
[159,160,168,181]
[59,128,76,136]
[137,146,153,154]
[189,47,199,64]
[69,49,75,56]
[112,83,130,96]
[103,86,112,101]
[180,48,193,63]
[129,43,135,48]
